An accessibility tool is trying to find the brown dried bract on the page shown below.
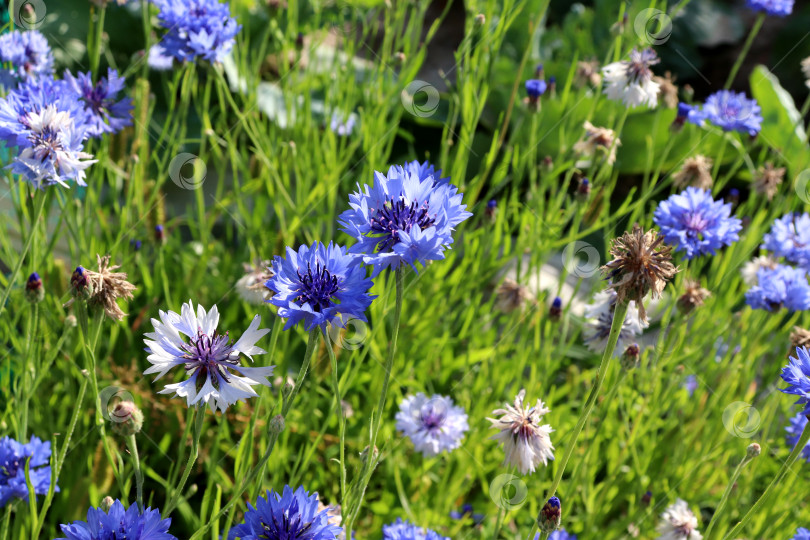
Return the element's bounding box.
[673,155,713,190]
[677,280,710,315]
[753,162,785,201]
[87,254,137,321]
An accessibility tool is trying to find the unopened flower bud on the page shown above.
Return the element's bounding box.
[70,266,94,299]
[549,297,562,321]
[621,343,640,370]
[576,178,591,201]
[746,443,761,458]
[394,52,406,64]
[641,490,652,506]
[100,496,115,512]
[269,414,285,435]
[25,272,44,303]
[485,199,497,222]
[65,314,78,328]
[538,496,561,533]
[154,224,166,243]
[110,401,144,436]
[473,13,485,27]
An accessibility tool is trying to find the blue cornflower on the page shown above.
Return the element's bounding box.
[395,393,469,457]
[761,213,810,270]
[701,90,763,136]
[745,265,810,312]
[746,0,793,16]
[330,111,357,137]
[57,499,176,539]
[525,79,548,99]
[147,44,176,71]
[64,68,133,138]
[0,30,54,89]
[399,159,451,187]
[449,504,485,524]
[677,103,705,126]
[152,0,241,64]
[0,435,56,508]
[0,77,95,188]
[785,411,810,463]
[535,529,577,540]
[338,164,472,276]
[266,242,375,331]
[781,347,810,415]
[229,486,342,540]
[793,527,810,540]
[682,375,698,396]
[382,518,449,540]
[143,300,273,412]
[653,187,742,259]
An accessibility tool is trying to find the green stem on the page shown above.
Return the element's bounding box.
[0,192,48,319]
[724,13,765,90]
[323,330,347,507]
[722,418,810,540]
[88,5,107,77]
[165,406,206,515]
[127,435,145,512]
[704,451,754,539]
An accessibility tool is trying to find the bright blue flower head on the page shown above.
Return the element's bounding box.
[152,0,241,64]
[338,163,472,276]
[785,410,810,463]
[782,347,810,414]
[701,90,763,135]
[745,265,810,312]
[653,187,742,260]
[266,242,375,331]
[762,213,810,270]
[398,159,451,187]
[64,68,133,138]
[682,374,698,396]
[382,518,449,540]
[57,499,176,539]
[793,527,810,540]
[0,30,53,89]
[746,0,793,16]
[525,79,548,99]
[0,435,56,508]
[229,486,341,540]
[536,529,577,540]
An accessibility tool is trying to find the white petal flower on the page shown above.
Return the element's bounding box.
[656,499,703,540]
[740,255,777,286]
[395,393,469,457]
[602,48,660,108]
[583,289,648,353]
[487,389,554,475]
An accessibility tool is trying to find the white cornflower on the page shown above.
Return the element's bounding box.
[143,300,274,412]
[603,48,661,108]
[487,389,554,475]
[740,255,778,286]
[395,393,469,457]
[583,289,647,354]
[656,499,703,540]
[235,259,273,305]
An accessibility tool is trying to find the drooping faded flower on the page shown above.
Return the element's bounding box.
[785,411,810,463]
[235,259,273,305]
[582,289,647,354]
[64,68,133,138]
[655,499,702,540]
[753,162,785,200]
[602,48,661,108]
[495,278,534,313]
[266,242,375,330]
[573,121,620,165]
[382,518,449,540]
[781,347,810,415]
[57,499,177,540]
[761,213,810,270]
[487,389,554,475]
[745,265,810,312]
[0,436,56,508]
[143,300,273,412]
[338,163,472,275]
[653,187,742,260]
[740,255,778,286]
[677,280,710,314]
[152,0,241,64]
[0,30,54,89]
[395,393,469,457]
[746,0,793,16]
[602,225,679,322]
[672,155,713,190]
[230,486,342,540]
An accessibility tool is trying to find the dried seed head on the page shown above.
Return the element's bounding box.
[753,162,785,201]
[677,280,711,315]
[495,278,534,313]
[602,224,679,322]
[673,155,713,190]
[790,326,810,354]
[87,255,137,321]
[654,72,679,109]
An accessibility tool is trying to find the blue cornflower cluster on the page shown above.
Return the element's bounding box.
[229,486,341,540]
[785,411,810,463]
[382,518,449,540]
[0,435,56,508]
[653,187,742,260]
[781,347,810,415]
[64,68,133,138]
[746,0,794,16]
[761,213,810,270]
[684,90,763,136]
[151,0,242,65]
[57,499,176,540]
[0,30,53,89]
[745,265,810,312]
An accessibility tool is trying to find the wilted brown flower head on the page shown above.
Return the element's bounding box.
[87,254,137,321]
[677,280,710,315]
[495,278,535,313]
[790,326,810,354]
[753,162,785,200]
[575,60,602,87]
[574,121,620,165]
[654,71,679,109]
[673,155,713,190]
[602,225,679,322]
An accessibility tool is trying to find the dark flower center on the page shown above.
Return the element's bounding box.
[296,261,340,312]
[1,458,25,480]
[420,408,446,431]
[181,330,236,387]
[369,196,436,251]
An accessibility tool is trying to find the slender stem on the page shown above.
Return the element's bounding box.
[724,13,765,90]
[344,267,404,534]
[127,435,145,512]
[722,418,810,540]
[543,301,629,501]
[165,407,206,515]
[0,192,47,319]
[323,330,347,506]
[88,5,107,78]
[704,452,754,539]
